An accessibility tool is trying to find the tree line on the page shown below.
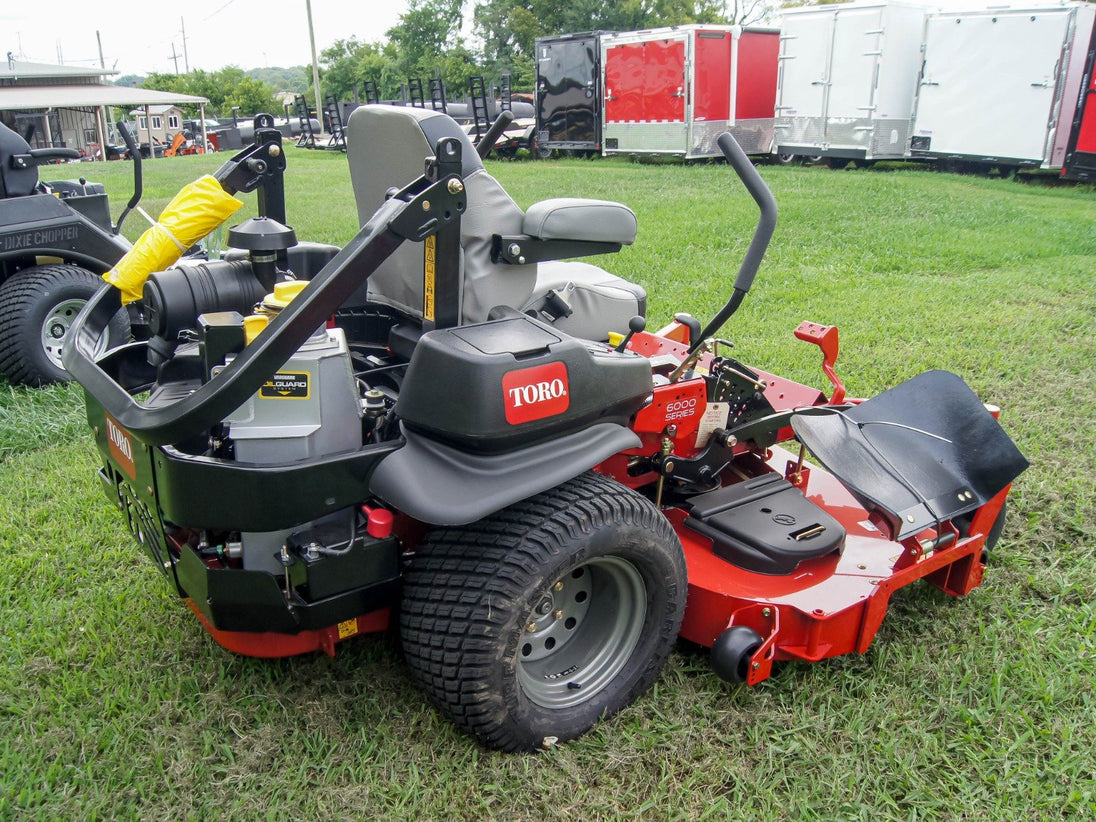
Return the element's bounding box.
[326,0,780,103]
[140,0,798,116]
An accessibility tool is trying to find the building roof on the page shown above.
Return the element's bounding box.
[0,84,208,111]
[128,104,183,115]
[1,59,115,81]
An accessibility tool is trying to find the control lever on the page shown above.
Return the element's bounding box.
[615,315,646,353]
[674,313,702,347]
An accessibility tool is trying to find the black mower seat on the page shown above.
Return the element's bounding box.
[344,104,646,341]
[0,122,80,199]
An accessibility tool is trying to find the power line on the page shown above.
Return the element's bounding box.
[204,0,240,22]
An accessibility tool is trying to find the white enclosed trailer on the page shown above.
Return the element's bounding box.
[774,0,929,163]
[909,3,1096,170]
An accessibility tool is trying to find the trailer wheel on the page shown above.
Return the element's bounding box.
[0,264,129,386]
[529,136,553,160]
[400,471,687,751]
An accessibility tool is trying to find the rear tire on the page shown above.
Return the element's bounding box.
[0,264,129,386]
[400,471,687,751]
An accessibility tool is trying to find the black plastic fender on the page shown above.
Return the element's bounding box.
[0,196,129,271]
[369,421,641,526]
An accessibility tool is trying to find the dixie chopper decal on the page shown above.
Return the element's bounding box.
[502,362,570,424]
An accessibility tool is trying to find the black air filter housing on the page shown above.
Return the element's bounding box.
[397,316,651,453]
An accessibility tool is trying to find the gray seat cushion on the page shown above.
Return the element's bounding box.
[346,105,646,339]
[522,198,638,245]
[523,260,645,342]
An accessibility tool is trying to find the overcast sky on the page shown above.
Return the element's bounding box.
[3,1,412,77]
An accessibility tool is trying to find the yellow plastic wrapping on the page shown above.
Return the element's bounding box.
[103,174,244,304]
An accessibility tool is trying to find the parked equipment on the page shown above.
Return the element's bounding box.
[0,120,138,385]
[65,108,1026,751]
[910,4,1096,171]
[775,0,928,165]
[602,25,780,158]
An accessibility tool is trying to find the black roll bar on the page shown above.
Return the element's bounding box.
[692,132,778,354]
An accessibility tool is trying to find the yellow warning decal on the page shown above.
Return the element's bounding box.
[259,372,310,399]
[337,618,359,639]
[423,235,436,322]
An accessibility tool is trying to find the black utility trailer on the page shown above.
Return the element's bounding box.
[534,32,612,156]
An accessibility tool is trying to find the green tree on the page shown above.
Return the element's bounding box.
[387,0,465,76]
[141,68,278,118]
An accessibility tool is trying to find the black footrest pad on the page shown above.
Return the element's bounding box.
[684,474,845,575]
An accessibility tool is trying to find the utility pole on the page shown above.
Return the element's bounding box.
[180,17,190,73]
[170,43,180,74]
[96,30,114,161]
[305,0,322,130]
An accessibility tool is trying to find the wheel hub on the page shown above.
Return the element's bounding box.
[518,556,647,709]
[40,298,86,368]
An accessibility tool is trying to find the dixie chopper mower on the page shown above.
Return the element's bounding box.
[65,109,1027,752]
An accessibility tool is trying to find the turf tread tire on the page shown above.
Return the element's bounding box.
[400,471,686,751]
[0,264,125,386]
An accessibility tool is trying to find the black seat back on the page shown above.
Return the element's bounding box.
[0,122,40,198]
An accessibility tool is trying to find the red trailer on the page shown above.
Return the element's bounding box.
[601,25,779,158]
[1063,15,1096,181]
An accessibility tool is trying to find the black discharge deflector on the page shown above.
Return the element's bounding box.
[684,474,846,575]
[791,370,1029,541]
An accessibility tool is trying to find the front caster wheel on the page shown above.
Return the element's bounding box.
[711,625,763,684]
[400,472,687,751]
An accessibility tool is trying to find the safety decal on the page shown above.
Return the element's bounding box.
[260,372,310,399]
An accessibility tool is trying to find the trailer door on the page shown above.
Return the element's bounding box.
[917,11,1071,161]
[693,29,732,122]
[606,36,687,125]
[777,11,833,119]
[826,6,884,120]
[536,36,601,147]
[605,42,646,123]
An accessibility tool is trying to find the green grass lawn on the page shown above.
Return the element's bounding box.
[1,147,1094,819]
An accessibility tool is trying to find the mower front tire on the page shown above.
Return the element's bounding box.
[0,264,129,386]
[400,471,687,751]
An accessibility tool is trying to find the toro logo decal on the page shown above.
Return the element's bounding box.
[502,362,569,425]
[104,412,137,481]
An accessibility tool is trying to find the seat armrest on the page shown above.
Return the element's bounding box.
[12,147,81,168]
[522,198,637,245]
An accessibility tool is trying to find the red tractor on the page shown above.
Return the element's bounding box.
[65,108,1026,751]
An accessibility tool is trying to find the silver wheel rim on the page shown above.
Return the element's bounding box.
[517,556,647,709]
[40,298,87,369]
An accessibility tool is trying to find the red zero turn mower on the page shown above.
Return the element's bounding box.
[66,108,1028,752]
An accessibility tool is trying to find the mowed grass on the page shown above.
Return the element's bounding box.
[1,146,1095,820]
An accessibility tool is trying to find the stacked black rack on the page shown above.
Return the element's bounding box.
[428,78,448,113]
[293,95,316,148]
